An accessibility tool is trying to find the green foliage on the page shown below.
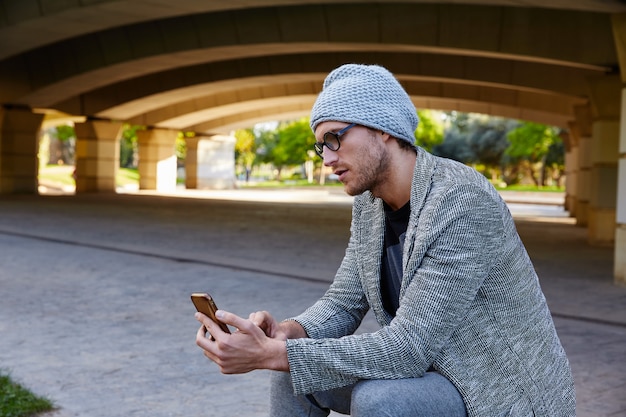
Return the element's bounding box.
[0,371,54,417]
[251,118,315,180]
[176,131,190,161]
[466,117,518,182]
[239,112,564,189]
[46,125,76,165]
[506,123,559,161]
[506,122,563,186]
[432,113,516,167]
[414,110,444,152]
[120,124,142,168]
[51,125,75,142]
[430,114,565,187]
[431,128,474,163]
[234,129,256,171]
[273,118,316,166]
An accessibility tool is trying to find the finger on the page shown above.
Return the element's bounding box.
[214,310,254,333]
[248,311,274,335]
[248,311,265,327]
[195,312,227,339]
[196,324,214,348]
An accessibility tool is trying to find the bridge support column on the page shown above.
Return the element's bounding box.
[585,76,620,248]
[137,129,178,192]
[184,136,199,189]
[0,107,43,194]
[564,126,579,217]
[74,120,122,193]
[576,130,592,227]
[588,120,619,246]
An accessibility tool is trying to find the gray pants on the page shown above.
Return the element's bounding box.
[269,371,467,417]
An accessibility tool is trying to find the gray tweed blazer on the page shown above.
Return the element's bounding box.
[286,147,575,417]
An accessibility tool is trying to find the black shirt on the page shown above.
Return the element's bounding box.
[380,201,411,316]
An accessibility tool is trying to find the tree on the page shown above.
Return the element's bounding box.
[506,122,562,186]
[49,125,76,165]
[264,118,315,180]
[432,113,520,184]
[414,110,444,152]
[467,116,517,181]
[234,128,256,181]
[544,138,565,187]
[431,129,475,163]
[431,113,512,167]
[120,124,141,168]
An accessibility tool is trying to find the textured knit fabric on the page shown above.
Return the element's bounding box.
[285,147,576,417]
[309,64,419,143]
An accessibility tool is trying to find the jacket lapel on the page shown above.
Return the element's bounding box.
[401,148,436,295]
[357,194,390,325]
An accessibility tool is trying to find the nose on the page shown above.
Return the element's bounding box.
[322,146,338,165]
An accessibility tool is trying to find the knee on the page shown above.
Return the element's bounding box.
[351,380,394,417]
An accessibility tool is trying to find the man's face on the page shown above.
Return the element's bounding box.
[315,122,390,196]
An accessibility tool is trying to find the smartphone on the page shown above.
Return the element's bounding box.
[191,292,231,334]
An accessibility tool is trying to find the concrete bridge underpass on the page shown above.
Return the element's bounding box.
[0,0,626,283]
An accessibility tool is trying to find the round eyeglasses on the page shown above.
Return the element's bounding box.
[313,123,357,157]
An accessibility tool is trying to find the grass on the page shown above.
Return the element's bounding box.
[38,165,75,187]
[38,165,140,188]
[239,179,342,188]
[0,371,54,417]
[116,167,139,186]
[39,165,564,193]
[494,184,564,192]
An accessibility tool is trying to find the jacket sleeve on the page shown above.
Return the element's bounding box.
[286,185,504,395]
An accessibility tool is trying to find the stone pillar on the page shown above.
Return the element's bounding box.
[0,107,44,194]
[564,124,579,216]
[74,120,122,193]
[185,136,199,189]
[195,134,236,189]
[137,128,178,192]
[588,120,619,246]
[573,104,594,226]
[577,136,592,227]
[586,75,620,247]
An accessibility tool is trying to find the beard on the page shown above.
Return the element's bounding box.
[343,140,391,197]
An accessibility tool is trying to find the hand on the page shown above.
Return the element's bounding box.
[195,310,289,374]
[248,310,288,341]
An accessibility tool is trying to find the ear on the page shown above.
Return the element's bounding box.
[380,131,392,142]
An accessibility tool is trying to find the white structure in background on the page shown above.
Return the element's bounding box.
[196,135,236,189]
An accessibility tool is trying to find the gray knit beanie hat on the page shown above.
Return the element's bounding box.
[310,64,418,144]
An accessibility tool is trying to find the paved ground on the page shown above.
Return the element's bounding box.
[0,188,624,417]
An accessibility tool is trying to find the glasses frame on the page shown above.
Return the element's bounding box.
[314,123,357,157]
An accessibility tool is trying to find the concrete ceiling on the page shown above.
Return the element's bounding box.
[0,1,623,132]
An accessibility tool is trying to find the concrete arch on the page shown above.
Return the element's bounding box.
[114,74,583,134]
[50,50,598,126]
[1,3,616,108]
[1,1,623,65]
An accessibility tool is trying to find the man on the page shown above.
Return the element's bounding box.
[195,64,576,416]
